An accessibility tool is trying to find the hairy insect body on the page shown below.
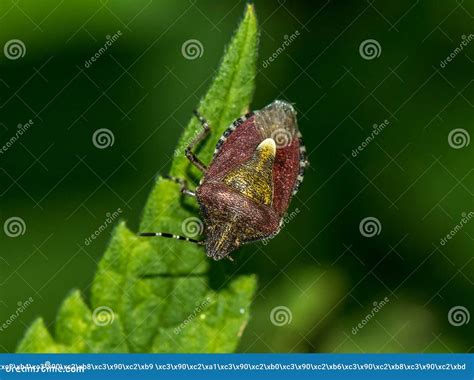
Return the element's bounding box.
[140,100,307,261]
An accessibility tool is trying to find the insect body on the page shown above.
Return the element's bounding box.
[140,100,307,261]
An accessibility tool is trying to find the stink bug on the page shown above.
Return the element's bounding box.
[140,100,308,261]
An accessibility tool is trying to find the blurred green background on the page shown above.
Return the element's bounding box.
[0,0,473,353]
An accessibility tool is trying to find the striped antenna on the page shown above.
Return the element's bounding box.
[138,232,203,245]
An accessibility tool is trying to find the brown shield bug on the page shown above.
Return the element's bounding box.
[140,100,308,261]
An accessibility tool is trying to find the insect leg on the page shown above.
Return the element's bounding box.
[163,175,195,197]
[138,232,204,245]
[184,110,211,173]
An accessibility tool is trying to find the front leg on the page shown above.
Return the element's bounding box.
[163,175,195,197]
[184,110,211,173]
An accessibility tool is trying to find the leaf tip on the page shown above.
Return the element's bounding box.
[17,317,57,353]
[243,3,257,28]
[245,3,255,16]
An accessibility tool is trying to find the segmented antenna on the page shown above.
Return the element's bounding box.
[138,232,202,244]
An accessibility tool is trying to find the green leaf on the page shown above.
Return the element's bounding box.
[16,4,258,353]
